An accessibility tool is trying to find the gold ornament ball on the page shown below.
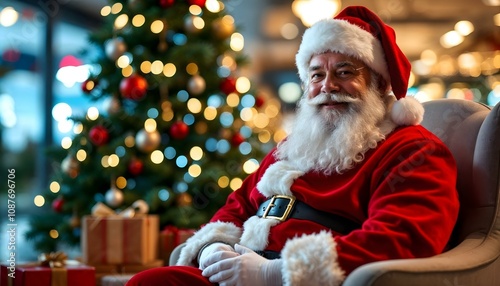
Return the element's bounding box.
[212,18,235,39]
[176,193,193,207]
[135,129,161,152]
[187,75,206,95]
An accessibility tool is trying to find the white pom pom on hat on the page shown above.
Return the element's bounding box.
[295,6,424,126]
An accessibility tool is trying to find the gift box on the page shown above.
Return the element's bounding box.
[159,226,195,265]
[81,215,159,265]
[1,263,95,286]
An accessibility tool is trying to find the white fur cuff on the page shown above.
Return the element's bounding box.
[176,221,241,266]
[281,230,345,286]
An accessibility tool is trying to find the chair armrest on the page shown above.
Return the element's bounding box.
[169,243,187,266]
[343,232,500,286]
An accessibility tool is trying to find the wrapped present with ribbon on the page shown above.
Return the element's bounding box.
[0,251,95,286]
[81,200,159,265]
[159,226,195,265]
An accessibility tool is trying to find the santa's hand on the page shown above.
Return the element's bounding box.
[198,242,237,270]
[201,244,282,286]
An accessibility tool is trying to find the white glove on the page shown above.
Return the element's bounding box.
[201,244,282,286]
[198,242,237,270]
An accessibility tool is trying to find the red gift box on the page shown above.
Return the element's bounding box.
[159,226,195,265]
[1,263,95,286]
[81,215,159,265]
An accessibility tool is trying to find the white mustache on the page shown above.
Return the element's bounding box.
[306,93,359,106]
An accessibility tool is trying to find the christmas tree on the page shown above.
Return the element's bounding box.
[26,0,283,252]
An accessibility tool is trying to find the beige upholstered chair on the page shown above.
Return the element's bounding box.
[170,99,500,285]
[344,99,500,286]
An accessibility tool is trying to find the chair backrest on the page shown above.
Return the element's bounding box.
[420,99,498,246]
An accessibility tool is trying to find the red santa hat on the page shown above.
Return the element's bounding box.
[295,6,423,126]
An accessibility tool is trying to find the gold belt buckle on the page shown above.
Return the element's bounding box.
[262,195,296,221]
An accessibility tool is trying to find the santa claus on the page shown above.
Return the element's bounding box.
[127,6,459,286]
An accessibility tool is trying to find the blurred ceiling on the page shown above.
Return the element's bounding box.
[66,0,500,72]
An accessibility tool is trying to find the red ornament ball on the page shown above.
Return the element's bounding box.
[128,158,144,176]
[170,121,189,140]
[231,132,245,147]
[220,77,237,95]
[188,0,206,6]
[81,79,97,93]
[159,0,175,8]
[52,197,64,213]
[89,125,109,146]
[120,74,148,100]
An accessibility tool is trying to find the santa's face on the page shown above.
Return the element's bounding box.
[275,52,392,174]
[306,52,374,124]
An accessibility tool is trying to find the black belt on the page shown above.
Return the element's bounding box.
[256,195,360,235]
[255,250,281,260]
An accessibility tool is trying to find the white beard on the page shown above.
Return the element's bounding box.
[275,83,396,174]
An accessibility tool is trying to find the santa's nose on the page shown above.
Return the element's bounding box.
[321,75,341,94]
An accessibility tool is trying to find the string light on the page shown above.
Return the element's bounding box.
[230,33,244,51]
[292,0,341,27]
[101,155,110,167]
[218,176,230,188]
[87,107,99,120]
[205,0,222,13]
[76,149,87,161]
[50,182,60,193]
[114,14,128,30]
[188,164,202,177]
[150,61,164,75]
[151,20,164,34]
[34,195,45,207]
[230,178,243,191]
[111,3,123,14]
[49,230,59,239]
[132,14,145,27]
[141,61,152,73]
[116,176,127,189]
[61,137,72,149]
[151,150,164,164]
[163,63,177,77]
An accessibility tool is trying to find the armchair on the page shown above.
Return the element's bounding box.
[343,99,500,285]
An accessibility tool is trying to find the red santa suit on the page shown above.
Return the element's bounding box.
[175,124,459,285]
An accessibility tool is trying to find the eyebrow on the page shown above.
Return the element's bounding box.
[308,60,357,73]
[335,61,356,68]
